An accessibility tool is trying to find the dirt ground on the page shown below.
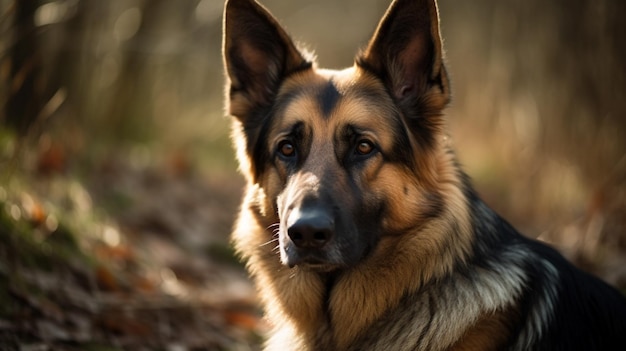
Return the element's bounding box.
[1,152,264,351]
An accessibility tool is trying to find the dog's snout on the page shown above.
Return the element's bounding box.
[287,210,334,249]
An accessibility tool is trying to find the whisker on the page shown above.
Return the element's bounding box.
[257,222,281,248]
[266,223,280,231]
[260,238,279,247]
[288,268,299,279]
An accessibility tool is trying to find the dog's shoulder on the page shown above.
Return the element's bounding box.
[515,236,626,350]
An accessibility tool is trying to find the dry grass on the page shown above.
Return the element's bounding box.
[1,0,624,303]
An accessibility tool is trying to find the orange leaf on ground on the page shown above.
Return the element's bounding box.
[132,274,157,293]
[27,201,47,226]
[98,313,152,337]
[223,310,261,331]
[95,244,134,262]
[37,143,66,175]
[95,265,119,292]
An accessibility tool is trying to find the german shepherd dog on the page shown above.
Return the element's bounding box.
[222,0,626,349]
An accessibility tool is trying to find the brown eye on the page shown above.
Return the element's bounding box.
[279,141,295,157]
[356,140,374,155]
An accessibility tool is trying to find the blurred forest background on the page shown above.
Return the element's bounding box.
[1,0,625,349]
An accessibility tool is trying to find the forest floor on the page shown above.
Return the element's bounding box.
[0,145,264,351]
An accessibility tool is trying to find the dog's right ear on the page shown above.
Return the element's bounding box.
[223,0,310,120]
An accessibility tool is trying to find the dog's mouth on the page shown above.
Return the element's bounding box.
[290,256,341,272]
[297,261,339,273]
[280,241,344,272]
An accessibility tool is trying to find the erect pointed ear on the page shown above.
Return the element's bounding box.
[358,0,450,112]
[223,0,311,121]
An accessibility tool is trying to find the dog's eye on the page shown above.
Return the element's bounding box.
[278,141,296,158]
[355,140,375,156]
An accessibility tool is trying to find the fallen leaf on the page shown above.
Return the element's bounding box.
[223,310,261,331]
[95,265,118,292]
[95,244,134,262]
[98,313,152,337]
[37,142,66,175]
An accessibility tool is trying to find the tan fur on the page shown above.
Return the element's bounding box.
[225,1,626,350]
[225,0,509,350]
[232,80,475,349]
[448,308,519,351]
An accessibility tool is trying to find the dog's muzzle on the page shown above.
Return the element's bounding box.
[280,205,338,270]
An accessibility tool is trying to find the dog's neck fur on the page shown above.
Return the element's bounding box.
[233,149,529,351]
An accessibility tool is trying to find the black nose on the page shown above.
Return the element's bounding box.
[287,210,334,249]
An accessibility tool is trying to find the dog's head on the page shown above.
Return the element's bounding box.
[224,0,451,272]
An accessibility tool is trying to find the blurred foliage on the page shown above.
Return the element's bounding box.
[1,0,232,173]
[1,0,624,227]
[0,0,624,347]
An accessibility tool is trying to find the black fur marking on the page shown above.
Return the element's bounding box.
[460,175,626,350]
[248,104,274,181]
[318,80,341,118]
[386,114,417,169]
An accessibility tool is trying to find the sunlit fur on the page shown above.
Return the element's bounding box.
[224,0,626,350]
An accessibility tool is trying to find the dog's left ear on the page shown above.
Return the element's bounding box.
[358,0,450,112]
